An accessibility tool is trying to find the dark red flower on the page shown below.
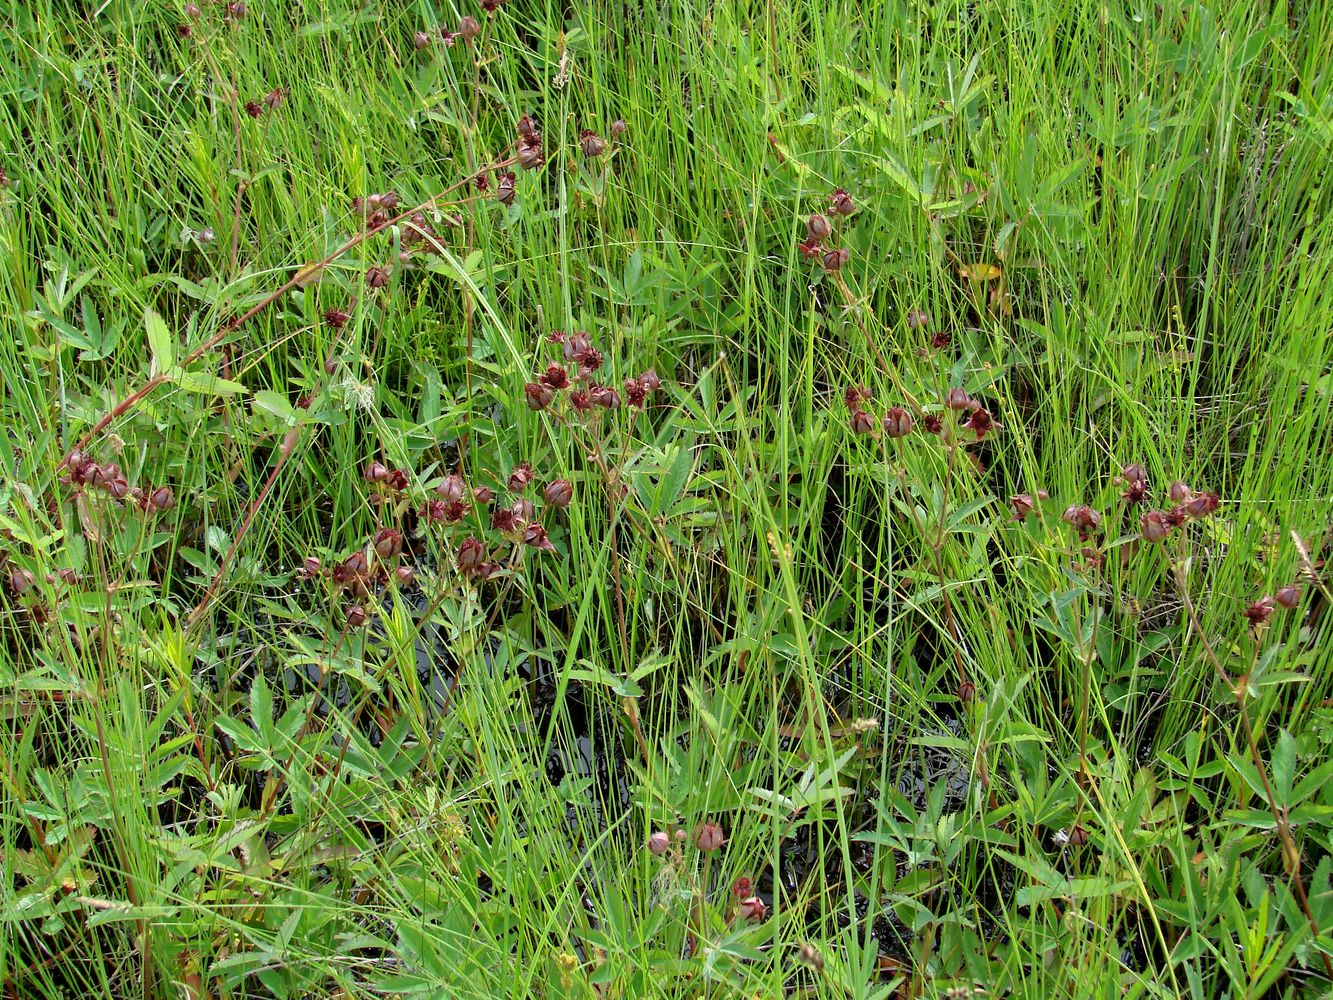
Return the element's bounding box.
[540,363,570,390]
[964,407,997,440]
[624,377,647,408]
[844,385,871,411]
[923,414,943,435]
[507,463,533,491]
[797,239,823,261]
[1244,596,1275,627]
[570,389,592,411]
[244,101,263,119]
[366,265,391,289]
[323,307,350,329]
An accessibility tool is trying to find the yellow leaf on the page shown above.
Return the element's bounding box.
[957,262,1002,281]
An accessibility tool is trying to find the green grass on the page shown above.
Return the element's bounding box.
[3,0,1333,997]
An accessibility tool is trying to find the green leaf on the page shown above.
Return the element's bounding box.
[253,390,297,424]
[145,307,175,375]
[177,371,248,396]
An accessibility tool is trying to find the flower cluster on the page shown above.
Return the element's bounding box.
[524,331,662,414]
[1136,479,1220,545]
[243,87,285,119]
[516,114,545,171]
[61,450,175,514]
[1243,583,1302,628]
[798,189,856,272]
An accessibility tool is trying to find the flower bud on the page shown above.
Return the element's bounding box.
[1009,494,1035,521]
[366,265,391,289]
[945,387,972,410]
[395,564,415,587]
[516,141,544,171]
[184,2,202,16]
[1062,504,1101,535]
[829,188,855,216]
[737,896,768,922]
[507,463,533,491]
[457,537,486,573]
[373,528,403,560]
[495,172,516,205]
[806,214,832,241]
[882,407,913,438]
[692,820,725,853]
[1168,481,1191,503]
[646,831,671,856]
[414,30,433,49]
[8,568,36,595]
[957,680,976,703]
[437,473,467,501]
[589,384,621,408]
[345,605,369,629]
[639,369,661,392]
[579,130,607,158]
[58,568,79,585]
[820,246,850,272]
[522,522,555,551]
[1183,490,1219,519]
[365,461,390,483]
[1275,584,1301,609]
[511,497,535,522]
[472,486,494,504]
[524,381,554,411]
[543,479,573,508]
[1139,510,1171,544]
[610,118,628,136]
[458,15,481,38]
[850,409,875,435]
[145,486,173,512]
[299,556,322,579]
[906,308,929,329]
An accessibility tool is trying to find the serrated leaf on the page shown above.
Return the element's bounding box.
[145,307,175,375]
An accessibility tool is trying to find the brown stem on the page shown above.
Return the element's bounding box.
[64,155,515,463]
[1170,563,1333,979]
